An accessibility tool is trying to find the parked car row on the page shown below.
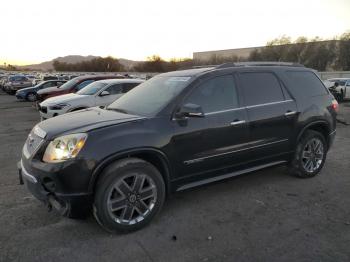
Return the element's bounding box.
[16,80,67,101]
[38,78,144,120]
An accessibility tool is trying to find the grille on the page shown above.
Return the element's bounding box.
[23,131,43,158]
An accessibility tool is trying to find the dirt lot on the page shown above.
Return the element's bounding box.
[0,92,349,262]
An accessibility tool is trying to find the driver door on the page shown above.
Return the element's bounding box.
[171,74,250,181]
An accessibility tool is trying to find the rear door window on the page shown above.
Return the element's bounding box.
[122,83,140,93]
[285,71,328,96]
[239,72,284,106]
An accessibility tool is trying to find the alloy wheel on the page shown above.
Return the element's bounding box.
[27,93,36,102]
[301,138,324,173]
[107,173,157,225]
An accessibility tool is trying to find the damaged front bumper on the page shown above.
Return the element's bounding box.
[18,160,91,217]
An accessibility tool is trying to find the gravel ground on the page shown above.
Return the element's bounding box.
[0,92,349,262]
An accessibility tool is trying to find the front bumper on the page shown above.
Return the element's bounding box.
[16,93,25,100]
[18,159,92,216]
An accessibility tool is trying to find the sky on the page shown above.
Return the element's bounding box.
[0,0,349,65]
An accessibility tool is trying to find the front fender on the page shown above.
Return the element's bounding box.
[88,147,172,194]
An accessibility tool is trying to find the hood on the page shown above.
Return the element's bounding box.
[41,93,87,106]
[38,107,145,139]
[37,86,63,95]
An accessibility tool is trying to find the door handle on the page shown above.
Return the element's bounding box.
[284,111,297,116]
[230,120,246,126]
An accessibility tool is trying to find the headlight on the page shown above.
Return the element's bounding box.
[49,103,70,110]
[43,133,87,163]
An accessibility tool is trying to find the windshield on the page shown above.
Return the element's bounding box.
[108,76,191,116]
[77,81,108,95]
[58,79,79,89]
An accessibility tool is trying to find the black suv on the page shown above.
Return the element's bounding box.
[19,62,338,233]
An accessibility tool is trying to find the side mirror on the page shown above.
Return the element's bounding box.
[177,103,204,118]
[100,90,110,97]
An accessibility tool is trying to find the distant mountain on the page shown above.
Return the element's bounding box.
[19,55,140,71]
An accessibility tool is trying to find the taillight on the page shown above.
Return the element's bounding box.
[331,99,339,113]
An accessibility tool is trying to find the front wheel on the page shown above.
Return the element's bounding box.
[289,130,327,178]
[93,158,165,233]
[26,92,37,102]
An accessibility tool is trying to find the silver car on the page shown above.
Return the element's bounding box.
[4,75,32,94]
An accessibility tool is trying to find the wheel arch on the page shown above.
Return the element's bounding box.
[297,121,331,147]
[89,148,172,195]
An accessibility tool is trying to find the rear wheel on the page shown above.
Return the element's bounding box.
[93,158,165,233]
[289,130,327,178]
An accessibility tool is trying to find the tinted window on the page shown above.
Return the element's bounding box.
[105,84,122,95]
[184,75,238,113]
[286,71,328,96]
[122,82,140,93]
[75,80,94,90]
[240,72,284,106]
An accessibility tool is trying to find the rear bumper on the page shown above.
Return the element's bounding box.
[18,160,92,216]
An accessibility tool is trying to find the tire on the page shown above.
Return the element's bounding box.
[289,130,327,178]
[26,92,37,102]
[93,158,166,233]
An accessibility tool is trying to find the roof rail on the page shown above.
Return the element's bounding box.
[216,61,304,69]
[192,65,217,69]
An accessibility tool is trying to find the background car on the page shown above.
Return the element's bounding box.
[36,75,124,103]
[38,79,143,119]
[15,80,67,102]
[327,78,350,101]
[32,75,59,86]
[4,75,32,94]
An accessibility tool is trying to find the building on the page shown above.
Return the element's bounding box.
[193,40,340,64]
[193,46,262,63]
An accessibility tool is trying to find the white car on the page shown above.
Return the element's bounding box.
[327,78,350,101]
[39,79,144,120]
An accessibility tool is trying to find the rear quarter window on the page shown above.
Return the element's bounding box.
[285,71,328,97]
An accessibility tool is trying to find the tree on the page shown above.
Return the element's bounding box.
[335,32,350,70]
[53,56,124,72]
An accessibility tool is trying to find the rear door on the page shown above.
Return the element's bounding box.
[238,71,297,160]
